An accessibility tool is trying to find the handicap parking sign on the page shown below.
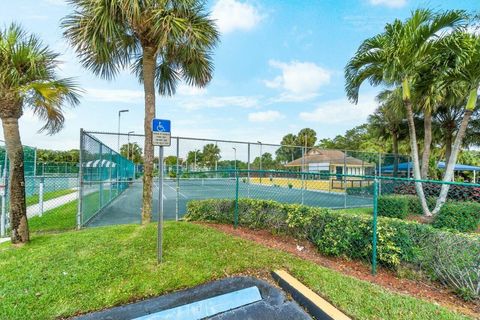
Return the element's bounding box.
[152,119,171,133]
[152,119,171,146]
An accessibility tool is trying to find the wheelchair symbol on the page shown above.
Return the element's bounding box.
[157,122,166,132]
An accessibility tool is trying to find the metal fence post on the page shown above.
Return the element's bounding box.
[77,129,84,229]
[372,178,379,275]
[378,153,382,196]
[176,137,180,221]
[38,179,44,217]
[247,143,250,197]
[234,172,239,229]
[343,150,347,208]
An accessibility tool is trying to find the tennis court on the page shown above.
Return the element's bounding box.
[87,177,372,227]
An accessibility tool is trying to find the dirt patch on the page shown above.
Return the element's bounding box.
[198,222,480,318]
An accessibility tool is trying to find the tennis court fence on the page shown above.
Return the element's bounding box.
[78,130,412,227]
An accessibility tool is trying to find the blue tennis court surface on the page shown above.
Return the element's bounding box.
[87,178,372,227]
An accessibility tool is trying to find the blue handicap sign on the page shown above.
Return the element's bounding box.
[152,119,171,133]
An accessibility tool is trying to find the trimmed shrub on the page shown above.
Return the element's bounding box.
[433,202,480,232]
[406,195,436,216]
[378,195,409,219]
[186,198,480,300]
[392,181,480,202]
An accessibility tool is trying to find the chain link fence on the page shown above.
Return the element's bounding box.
[183,170,480,300]
[80,131,412,227]
[0,140,82,236]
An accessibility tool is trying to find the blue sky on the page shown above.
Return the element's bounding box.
[0,0,478,151]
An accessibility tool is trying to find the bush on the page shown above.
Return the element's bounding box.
[391,181,480,202]
[433,202,480,232]
[378,195,409,219]
[406,195,436,216]
[186,198,480,300]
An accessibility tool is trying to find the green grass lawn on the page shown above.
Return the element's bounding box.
[28,191,106,233]
[336,206,373,215]
[28,200,77,232]
[26,189,76,207]
[0,222,471,320]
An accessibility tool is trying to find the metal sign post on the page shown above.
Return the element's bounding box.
[158,146,164,263]
[152,119,171,264]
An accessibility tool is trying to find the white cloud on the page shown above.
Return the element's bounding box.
[180,95,260,110]
[212,0,263,34]
[248,110,284,122]
[299,95,377,124]
[265,60,331,102]
[176,84,207,96]
[85,88,144,103]
[368,0,407,8]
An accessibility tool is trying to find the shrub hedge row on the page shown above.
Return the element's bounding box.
[377,195,480,232]
[186,198,480,300]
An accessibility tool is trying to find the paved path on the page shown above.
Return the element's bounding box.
[26,191,78,218]
[26,187,97,218]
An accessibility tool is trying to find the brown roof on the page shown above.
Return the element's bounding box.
[285,149,374,167]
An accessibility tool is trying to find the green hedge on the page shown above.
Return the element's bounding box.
[186,198,480,300]
[433,202,480,232]
[379,195,480,232]
[378,195,409,219]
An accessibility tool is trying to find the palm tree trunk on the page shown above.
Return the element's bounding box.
[421,110,432,179]
[404,99,431,216]
[432,109,473,214]
[444,126,453,165]
[392,133,399,177]
[141,47,156,224]
[1,117,29,243]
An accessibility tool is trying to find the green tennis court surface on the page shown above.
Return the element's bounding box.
[87,178,372,227]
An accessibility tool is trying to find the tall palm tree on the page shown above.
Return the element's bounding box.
[345,9,466,216]
[370,90,408,176]
[432,31,480,214]
[0,24,81,243]
[202,143,220,169]
[63,0,219,224]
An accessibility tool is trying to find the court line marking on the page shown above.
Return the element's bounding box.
[163,182,188,199]
[153,181,167,200]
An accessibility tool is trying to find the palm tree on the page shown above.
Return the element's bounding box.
[432,31,480,214]
[202,143,220,169]
[0,24,81,243]
[370,91,408,176]
[345,9,466,216]
[275,133,298,163]
[63,0,219,224]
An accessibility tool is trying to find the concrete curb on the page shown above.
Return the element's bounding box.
[272,270,351,320]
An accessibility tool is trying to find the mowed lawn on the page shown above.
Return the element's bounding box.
[0,222,472,320]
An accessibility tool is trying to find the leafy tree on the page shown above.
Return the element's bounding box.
[120,142,143,164]
[0,24,80,243]
[252,152,278,170]
[202,144,220,168]
[433,31,480,213]
[63,0,219,224]
[345,9,466,216]
[186,150,202,170]
[275,133,298,163]
[369,98,408,176]
[296,128,317,148]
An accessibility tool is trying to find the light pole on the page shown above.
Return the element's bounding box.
[117,109,129,152]
[232,147,237,172]
[194,150,199,171]
[257,141,262,183]
[127,131,134,161]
